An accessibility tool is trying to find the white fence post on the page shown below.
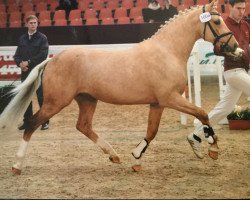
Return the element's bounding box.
[193,51,202,107]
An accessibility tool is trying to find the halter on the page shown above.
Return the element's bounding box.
[202,6,234,51]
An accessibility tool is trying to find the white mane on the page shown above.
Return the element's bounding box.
[147,5,202,40]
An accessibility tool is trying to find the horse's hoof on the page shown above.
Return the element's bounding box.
[208,150,218,160]
[132,164,142,172]
[109,156,121,164]
[208,143,219,160]
[12,167,21,175]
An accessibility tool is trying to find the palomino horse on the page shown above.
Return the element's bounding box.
[0,0,243,175]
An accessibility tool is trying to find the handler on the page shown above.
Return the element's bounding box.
[14,15,49,131]
[187,0,250,158]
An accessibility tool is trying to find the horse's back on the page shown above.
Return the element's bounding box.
[42,46,158,104]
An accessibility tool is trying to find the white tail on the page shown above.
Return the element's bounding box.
[0,58,51,132]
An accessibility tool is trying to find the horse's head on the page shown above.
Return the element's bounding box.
[200,0,244,57]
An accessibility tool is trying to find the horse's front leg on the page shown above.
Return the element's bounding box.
[132,104,164,172]
[167,93,219,160]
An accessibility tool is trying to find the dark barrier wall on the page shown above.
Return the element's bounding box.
[0,23,162,46]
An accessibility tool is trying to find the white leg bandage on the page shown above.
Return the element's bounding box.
[132,139,149,159]
[203,125,215,144]
[13,139,29,170]
[96,138,118,156]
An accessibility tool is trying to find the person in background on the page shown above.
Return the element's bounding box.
[160,0,178,22]
[56,0,78,18]
[187,0,250,158]
[14,15,49,131]
[142,0,162,23]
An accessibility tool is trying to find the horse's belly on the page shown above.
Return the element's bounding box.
[88,88,157,105]
[100,96,157,105]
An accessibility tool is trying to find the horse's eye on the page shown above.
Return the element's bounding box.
[214,19,221,25]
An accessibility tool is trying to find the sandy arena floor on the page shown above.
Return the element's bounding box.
[0,82,250,199]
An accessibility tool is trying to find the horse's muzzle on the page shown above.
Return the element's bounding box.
[221,43,244,57]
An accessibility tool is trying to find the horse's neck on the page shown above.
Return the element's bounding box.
[150,9,201,63]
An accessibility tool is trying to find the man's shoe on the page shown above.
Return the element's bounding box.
[187,133,204,159]
[18,124,26,130]
[41,123,49,130]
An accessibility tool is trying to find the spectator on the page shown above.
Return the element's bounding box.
[187,0,250,159]
[56,0,78,18]
[142,0,162,23]
[14,15,49,131]
[160,0,178,22]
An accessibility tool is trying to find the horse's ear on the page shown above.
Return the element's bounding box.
[207,0,218,11]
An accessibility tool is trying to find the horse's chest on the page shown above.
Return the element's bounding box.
[160,69,187,85]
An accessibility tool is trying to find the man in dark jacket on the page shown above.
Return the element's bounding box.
[14,15,49,131]
[142,0,162,23]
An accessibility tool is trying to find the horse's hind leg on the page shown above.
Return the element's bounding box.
[166,93,219,160]
[75,94,121,164]
[132,104,164,172]
[12,102,66,175]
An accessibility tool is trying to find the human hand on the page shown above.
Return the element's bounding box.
[222,47,245,61]
[20,61,29,72]
[227,54,244,61]
[22,61,29,67]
